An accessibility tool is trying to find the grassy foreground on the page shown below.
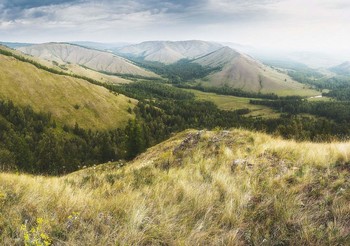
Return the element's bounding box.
[0,129,349,245]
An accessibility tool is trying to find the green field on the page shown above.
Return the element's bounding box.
[184,89,280,118]
[271,88,320,97]
[307,96,332,102]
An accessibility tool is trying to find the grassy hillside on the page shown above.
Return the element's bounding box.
[194,47,319,96]
[2,44,135,84]
[0,53,136,129]
[0,129,349,245]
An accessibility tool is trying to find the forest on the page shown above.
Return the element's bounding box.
[123,57,220,83]
[2,49,350,175]
[286,68,350,100]
[2,80,350,175]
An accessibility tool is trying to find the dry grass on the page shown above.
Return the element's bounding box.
[197,53,319,97]
[64,64,133,85]
[0,54,136,130]
[0,129,349,245]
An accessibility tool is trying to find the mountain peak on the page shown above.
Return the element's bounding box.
[117,40,223,64]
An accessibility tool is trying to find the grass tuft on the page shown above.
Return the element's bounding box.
[0,129,349,245]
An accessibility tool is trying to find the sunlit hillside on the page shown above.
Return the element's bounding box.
[0,48,136,130]
[2,44,135,84]
[1,129,348,245]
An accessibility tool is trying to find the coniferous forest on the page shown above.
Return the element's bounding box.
[2,79,350,175]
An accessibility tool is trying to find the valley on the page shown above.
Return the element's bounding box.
[1,39,350,245]
[1,0,350,244]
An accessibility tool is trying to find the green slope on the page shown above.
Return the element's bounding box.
[0,51,136,130]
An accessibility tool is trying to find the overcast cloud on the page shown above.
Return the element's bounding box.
[0,0,349,52]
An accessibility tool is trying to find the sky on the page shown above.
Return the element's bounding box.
[0,0,350,53]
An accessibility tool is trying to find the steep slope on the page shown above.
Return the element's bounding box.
[0,47,136,129]
[193,47,318,95]
[330,61,350,76]
[63,63,133,84]
[17,43,158,78]
[117,40,223,64]
[2,44,133,85]
[193,46,241,67]
[0,129,349,245]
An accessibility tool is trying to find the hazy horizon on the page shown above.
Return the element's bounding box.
[1,0,350,54]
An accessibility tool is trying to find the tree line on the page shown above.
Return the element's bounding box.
[250,98,350,123]
[175,83,279,99]
[124,57,220,83]
[2,81,350,175]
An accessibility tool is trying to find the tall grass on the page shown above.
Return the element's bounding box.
[0,129,349,245]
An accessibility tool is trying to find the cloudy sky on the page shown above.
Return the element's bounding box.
[0,0,349,52]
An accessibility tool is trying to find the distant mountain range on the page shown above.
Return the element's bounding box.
[7,40,319,95]
[115,40,312,94]
[17,43,158,78]
[0,42,34,49]
[117,40,223,64]
[330,61,350,76]
[254,50,350,69]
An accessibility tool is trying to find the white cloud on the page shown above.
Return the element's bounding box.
[0,0,349,54]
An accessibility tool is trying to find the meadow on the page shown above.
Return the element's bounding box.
[1,129,348,245]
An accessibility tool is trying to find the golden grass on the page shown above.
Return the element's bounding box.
[1,129,349,245]
[0,54,136,130]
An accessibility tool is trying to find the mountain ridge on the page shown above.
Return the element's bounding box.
[330,61,350,75]
[117,41,318,95]
[117,40,223,64]
[17,43,158,78]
